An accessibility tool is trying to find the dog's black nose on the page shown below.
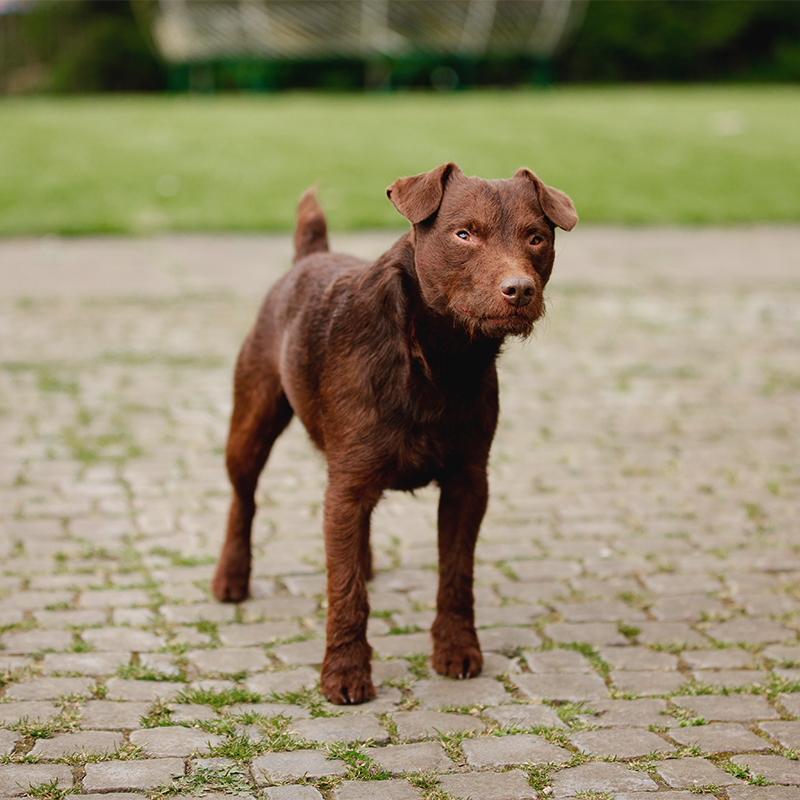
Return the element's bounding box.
[499,277,536,309]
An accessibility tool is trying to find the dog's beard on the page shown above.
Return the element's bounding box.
[452,307,540,341]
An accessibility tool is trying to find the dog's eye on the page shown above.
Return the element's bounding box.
[529,235,543,247]
[455,230,471,241]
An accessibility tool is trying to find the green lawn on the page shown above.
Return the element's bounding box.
[0,86,797,235]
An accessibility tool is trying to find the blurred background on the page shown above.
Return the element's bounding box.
[1,0,798,233]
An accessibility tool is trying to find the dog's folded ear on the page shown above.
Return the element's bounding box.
[387,163,461,224]
[513,168,578,232]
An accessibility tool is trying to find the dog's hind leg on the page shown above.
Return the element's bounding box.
[431,463,487,679]
[212,345,293,602]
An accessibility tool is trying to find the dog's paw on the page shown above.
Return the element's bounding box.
[432,629,483,679]
[321,644,376,705]
[211,567,249,603]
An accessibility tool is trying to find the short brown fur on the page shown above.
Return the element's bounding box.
[212,163,576,704]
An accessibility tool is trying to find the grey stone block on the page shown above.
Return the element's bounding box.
[462,733,571,766]
[681,648,757,670]
[691,669,770,689]
[523,649,593,673]
[551,762,658,797]
[333,779,422,800]
[0,764,73,796]
[29,730,124,758]
[704,618,795,645]
[82,758,185,791]
[671,693,780,722]
[78,700,152,730]
[40,651,131,676]
[760,720,800,749]
[576,698,670,728]
[226,702,310,720]
[82,627,165,652]
[731,754,800,785]
[104,677,182,702]
[544,622,628,647]
[411,677,508,709]
[438,769,537,799]
[0,730,21,755]
[368,741,452,775]
[390,710,485,741]
[5,676,95,701]
[484,703,567,730]
[598,646,679,671]
[569,728,675,758]
[186,647,271,675]
[130,725,224,756]
[667,723,772,754]
[218,621,301,647]
[272,639,326,666]
[252,749,347,783]
[514,672,607,702]
[0,701,60,725]
[289,715,389,744]
[265,787,324,800]
[654,756,744,789]
[635,623,707,647]
[477,626,541,652]
[0,630,73,654]
[245,667,319,696]
[609,669,686,695]
[370,632,431,658]
[727,787,800,800]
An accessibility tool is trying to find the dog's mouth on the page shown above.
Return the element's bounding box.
[456,306,536,337]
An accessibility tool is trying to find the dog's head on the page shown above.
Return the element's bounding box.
[387,163,576,339]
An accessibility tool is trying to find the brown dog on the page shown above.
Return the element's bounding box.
[212,163,576,704]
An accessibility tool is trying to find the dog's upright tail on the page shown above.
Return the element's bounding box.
[294,187,329,263]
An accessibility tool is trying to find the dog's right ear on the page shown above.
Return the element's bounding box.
[387,163,460,224]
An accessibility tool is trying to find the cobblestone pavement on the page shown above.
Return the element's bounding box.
[0,226,799,800]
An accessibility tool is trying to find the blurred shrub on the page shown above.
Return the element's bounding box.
[20,0,165,92]
[558,0,800,82]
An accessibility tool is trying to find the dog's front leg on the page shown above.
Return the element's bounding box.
[320,475,378,704]
[431,464,487,679]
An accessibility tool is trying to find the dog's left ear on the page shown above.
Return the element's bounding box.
[387,163,461,224]
[513,168,578,231]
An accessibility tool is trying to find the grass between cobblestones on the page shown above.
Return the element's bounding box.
[2,237,800,798]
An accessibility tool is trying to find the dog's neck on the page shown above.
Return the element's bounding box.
[381,233,503,381]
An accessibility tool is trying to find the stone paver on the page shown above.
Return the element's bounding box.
[667,723,772,753]
[251,750,347,783]
[391,710,485,741]
[265,787,324,800]
[288,715,390,744]
[411,676,508,708]
[0,764,73,796]
[514,671,608,702]
[654,756,744,789]
[29,730,125,758]
[731,754,800,785]
[368,741,452,774]
[550,762,658,797]
[438,769,537,799]
[129,725,225,756]
[82,758,185,791]
[576,698,671,728]
[334,780,421,800]
[671,693,780,722]
[462,732,571,766]
[2,228,799,798]
[569,728,675,758]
